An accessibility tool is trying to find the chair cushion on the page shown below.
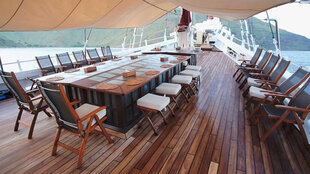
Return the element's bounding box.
[249,86,273,101]
[155,83,181,95]
[137,93,170,111]
[75,103,106,129]
[185,65,201,71]
[183,61,188,66]
[180,70,200,78]
[247,77,261,87]
[171,75,192,84]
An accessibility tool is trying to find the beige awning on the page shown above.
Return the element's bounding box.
[0,0,293,31]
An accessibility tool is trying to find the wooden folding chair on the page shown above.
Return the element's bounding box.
[56,52,77,70]
[72,50,92,66]
[0,71,52,139]
[87,48,106,63]
[239,54,280,90]
[256,78,310,148]
[247,67,310,123]
[242,58,290,97]
[37,81,113,168]
[35,55,59,76]
[236,51,271,83]
[233,47,263,78]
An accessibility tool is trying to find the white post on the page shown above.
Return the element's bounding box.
[132,28,137,48]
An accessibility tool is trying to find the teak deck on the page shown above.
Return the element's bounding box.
[1,51,310,173]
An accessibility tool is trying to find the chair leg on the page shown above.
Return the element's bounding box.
[261,111,290,141]
[242,86,250,97]
[233,68,240,77]
[172,96,180,109]
[14,108,23,131]
[159,111,167,124]
[146,116,158,136]
[167,105,175,117]
[44,109,52,117]
[239,79,247,89]
[95,116,113,143]
[236,73,243,82]
[77,131,90,168]
[253,109,266,125]
[181,90,189,103]
[245,97,253,110]
[248,104,260,120]
[28,112,39,139]
[52,127,62,156]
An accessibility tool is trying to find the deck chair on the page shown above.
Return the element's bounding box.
[56,52,76,70]
[236,51,272,83]
[233,47,263,77]
[37,81,113,168]
[243,59,290,96]
[247,67,310,122]
[87,48,105,63]
[72,50,89,66]
[239,54,280,89]
[104,46,114,60]
[0,71,51,139]
[36,55,58,76]
[257,78,310,147]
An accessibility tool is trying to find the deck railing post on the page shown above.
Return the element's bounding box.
[16,60,22,72]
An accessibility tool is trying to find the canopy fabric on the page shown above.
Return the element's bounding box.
[178,9,191,26]
[0,0,293,31]
[170,0,294,21]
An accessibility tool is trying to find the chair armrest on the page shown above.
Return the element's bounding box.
[74,63,81,68]
[89,59,96,64]
[275,105,310,112]
[79,106,107,122]
[101,57,108,61]
[30,95,43,101]
[26,88,39,94]
[264,93,292,98]
[59,66,66,72]
[40,70,47,76]
[70,100,81,105]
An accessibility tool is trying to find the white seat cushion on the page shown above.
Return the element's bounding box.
[185,65,201,71]
[75,103,106,129]
[155,83,181,95]
[171,75,192,84]
[180,70,200,78]
[183,61,188,66]
[137,93,170,111]
[247,77,261,87]
[249,86,273,101]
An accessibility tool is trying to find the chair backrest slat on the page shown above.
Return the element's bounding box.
[250,47,263,65]
[262,54,279,75]
[289,78,310,115]
[277,67,310,94]
[257,51,271,69]
[105,46,113,60]
[0,71,30,105]
[56,52,74,69]
[72,50,88,66]
[38,81,77,126]
[36,55,56,74]
[87,49,100,62]
[269,59,290,82]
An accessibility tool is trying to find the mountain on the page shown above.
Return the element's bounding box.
[0,11,309,50]
[221,17,310,51]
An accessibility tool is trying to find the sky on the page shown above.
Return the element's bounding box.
[254,3,310,39]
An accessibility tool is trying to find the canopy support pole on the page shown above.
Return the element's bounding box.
[265,11,281,56]
[83,28,92,54]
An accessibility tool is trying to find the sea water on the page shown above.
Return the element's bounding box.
[0,48,309,72]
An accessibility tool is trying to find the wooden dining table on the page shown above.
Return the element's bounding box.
[37,54,196,134]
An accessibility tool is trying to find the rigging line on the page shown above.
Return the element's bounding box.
[0,0,24,29]
[265,11,275,39]
[50,0,82,30]
[142,0,177,15]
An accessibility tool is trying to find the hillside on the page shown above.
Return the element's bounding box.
[221,17,310,51]
[0,11,310,50]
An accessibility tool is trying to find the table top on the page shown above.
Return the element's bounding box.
[36,54,190,95]
[142,48,197,56]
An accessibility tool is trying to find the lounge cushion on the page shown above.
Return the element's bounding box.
[180,70,200,78]
[249,86,272,101]
[247,77,261,87]
[185,65,201,71]
[137,93,170,111]
[75,103,106,129]
[171,75,192,84]
[183,61,188,66]
[155,83,181,95]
